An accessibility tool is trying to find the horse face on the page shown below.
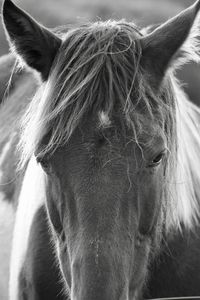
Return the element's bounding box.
[38,115,166,300]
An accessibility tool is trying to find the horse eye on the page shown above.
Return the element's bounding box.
[36,157,50,171]
[148,152,165,168]
[40,160,49,170]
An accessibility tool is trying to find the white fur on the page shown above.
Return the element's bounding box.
[0,137,14,183]
[0,192,15,300]
[99,111,111,128]
[168,81,200,231]
[0,136,16,299]
[9,157,46,300]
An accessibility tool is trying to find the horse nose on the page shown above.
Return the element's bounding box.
[71,253,128,300]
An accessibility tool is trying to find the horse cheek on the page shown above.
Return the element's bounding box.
[138,169,163,237]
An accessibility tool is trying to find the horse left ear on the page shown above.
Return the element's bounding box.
[2,0,62,81]
[141,0,200,86]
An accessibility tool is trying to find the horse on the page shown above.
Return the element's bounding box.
[2,0,200,299]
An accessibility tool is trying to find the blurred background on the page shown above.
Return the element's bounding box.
[0,0,200,299]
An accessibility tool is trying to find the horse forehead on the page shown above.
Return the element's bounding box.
[78,111,163,145]
[97,111,162,138]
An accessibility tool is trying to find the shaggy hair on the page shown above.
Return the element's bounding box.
[18,20,200,232]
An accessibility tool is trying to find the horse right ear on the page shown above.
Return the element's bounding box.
[2,0,62,81]
[140,0,200,87]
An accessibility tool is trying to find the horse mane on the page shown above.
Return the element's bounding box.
[173,83,200,231]
[17,19,200,233]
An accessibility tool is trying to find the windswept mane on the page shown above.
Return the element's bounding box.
[175,85,200,230]
[18,19,200,232]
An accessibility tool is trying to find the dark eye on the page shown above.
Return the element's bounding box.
[148,151,165,168]
[36,156,51,172]
[40,160,49,170]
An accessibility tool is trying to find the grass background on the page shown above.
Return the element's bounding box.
[0,1,199,300]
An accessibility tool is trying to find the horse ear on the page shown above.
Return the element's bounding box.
[141,0,200,87]
[2,0,62,81]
